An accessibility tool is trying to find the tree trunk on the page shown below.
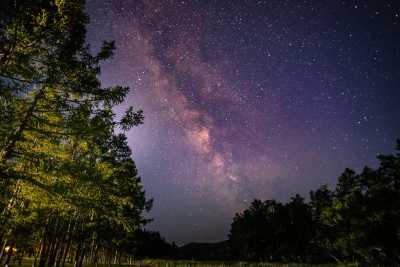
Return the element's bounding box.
[0,238,8,264]
[76,243,85,267]
[0,182,22,236]
[73,242,81,267]
[48,238,60,267]
[2,243,14,267]
[60,239,71,267]
[113,249,118,265]
[38,217,52,267]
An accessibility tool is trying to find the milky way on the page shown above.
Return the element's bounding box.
[86,0,400,244]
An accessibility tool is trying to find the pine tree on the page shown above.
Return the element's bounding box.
[0,1,149,266]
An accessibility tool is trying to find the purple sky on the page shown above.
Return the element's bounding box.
[86,0,400,244]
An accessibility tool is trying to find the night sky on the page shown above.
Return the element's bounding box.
[86,0,400,244]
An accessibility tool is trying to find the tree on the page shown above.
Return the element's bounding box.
[309,185,336,262]
[0,1,149,267]
[229,197,313,262]
[229,140,400,264]
[130,230,177,259]
[359,140,400,263]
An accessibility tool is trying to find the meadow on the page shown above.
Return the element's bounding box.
[129,259,360,267]
[12,258,362,267]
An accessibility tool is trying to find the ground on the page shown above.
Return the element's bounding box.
[15,258,359,267]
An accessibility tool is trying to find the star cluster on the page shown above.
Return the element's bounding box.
[86,0,400,244]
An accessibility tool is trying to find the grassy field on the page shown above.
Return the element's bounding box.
[14,258,362,267]
[130,259,359,267]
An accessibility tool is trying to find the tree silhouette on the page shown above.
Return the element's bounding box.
[229,140,400,264]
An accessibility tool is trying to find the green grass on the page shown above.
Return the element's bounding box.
[133,259,359,267]
[14,258,363,267]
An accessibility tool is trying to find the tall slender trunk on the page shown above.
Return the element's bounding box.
[73,242,81,267]
[48,238,61,267]
[117,251,122,266]
[92,245,99,267]
[33,243,39,267]
[55,239,66,267]
[67,249,73,264]
[75,242,85,267]
[38,216,52,267]
[88,233,95,264]
[113,249,118,265]
[60,239,72,267]
[54,217,70,267]
[0,238,8,264]
[38,239,51,267]
[2,243,14,267]
[47,214,62,267]
[61,212,77,267]
[0,181,22,236]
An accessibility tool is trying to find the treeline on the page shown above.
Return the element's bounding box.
[0,1,151,267]
[119,142,400,265]
[229,141,400,265]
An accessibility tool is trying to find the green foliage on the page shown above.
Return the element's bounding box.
[229,140,400,265]
[128,230,178,259]
[229,197,314,262]
[0,1,150,267]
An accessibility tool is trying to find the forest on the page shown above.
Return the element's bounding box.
[1,0,399,266]
[174,143,400,265]
[228,144,400,264]
[0,1,151,266]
